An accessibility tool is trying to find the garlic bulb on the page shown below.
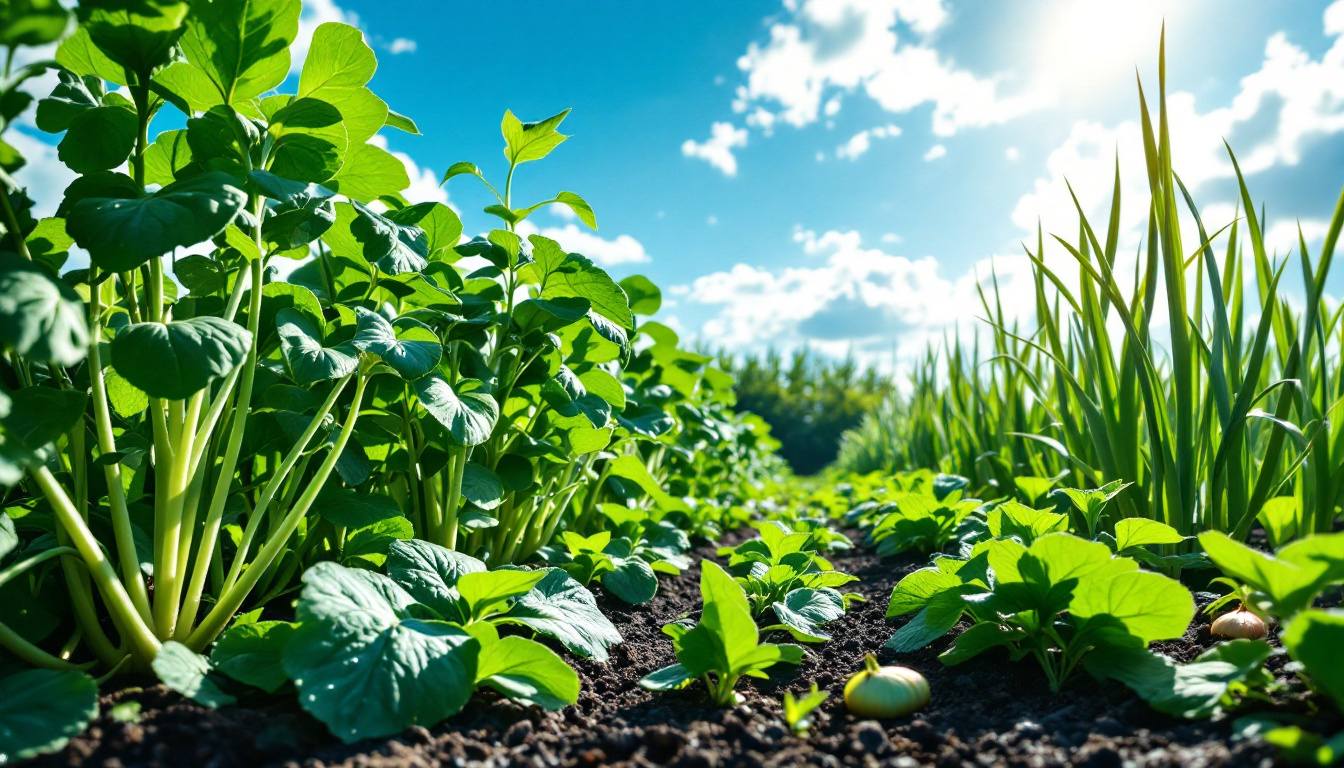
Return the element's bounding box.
[843,654,930,718]
[1211,608,1267,639]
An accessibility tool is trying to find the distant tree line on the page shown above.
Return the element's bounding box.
[715,349,893,475]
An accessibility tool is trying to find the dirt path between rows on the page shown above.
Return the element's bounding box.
[33,531,1294,768]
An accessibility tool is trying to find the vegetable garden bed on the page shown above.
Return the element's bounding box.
[28,527,1309,768]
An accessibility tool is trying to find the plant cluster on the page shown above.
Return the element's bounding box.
[835,33,1344,551]
[720,520,862,642]
[639,560,804,706]
[0,0,784,758]
[885,531,1194,692]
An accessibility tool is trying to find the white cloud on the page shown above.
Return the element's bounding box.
[1014,4,1344,256]
[684,228,1031,368]
[708,215,719,226]
[880,232,902,244]
[9,130,77,218]
[682,122,749,176]
[368,135,448,206]
[835,124,901,160]
[386,38,417,54]
[922,143,946,161]
[730,0,1049,134]
[515,221,651,266]
[550,203,577,220]
[1005,146,1020,161]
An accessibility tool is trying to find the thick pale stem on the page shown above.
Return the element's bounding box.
[176,259,265,634]
[186,372,369,650]
[442,445,468,550]
[217,375,352,598]
[31,465,160,664]
[87,274,152,622]
[152,389,203,638]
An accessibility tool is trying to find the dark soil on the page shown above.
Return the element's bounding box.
[29,531,1331,768]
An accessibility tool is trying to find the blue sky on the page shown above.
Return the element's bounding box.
[15,0,1344,370]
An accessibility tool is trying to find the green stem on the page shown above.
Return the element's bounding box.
[186,371,370,651]
[87,269,153,622]
[31,465,161,664]
[184,374,348,634]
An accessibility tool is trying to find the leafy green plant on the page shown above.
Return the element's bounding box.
[722,521,861,642]
[154,539,612,742]
[0,668,100,763]
[0,0,782,698]
[640,560,804,706]
[886,532,1194,692]
[1198,531,1344,621]
[835,34,1344,549]
[863,488,982,556]
[544,529,659,605]
[782,683,828,737]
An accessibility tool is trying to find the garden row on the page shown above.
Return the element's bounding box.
[0,0,790,759]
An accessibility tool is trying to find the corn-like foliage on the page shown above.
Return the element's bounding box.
[839,32,1344,544]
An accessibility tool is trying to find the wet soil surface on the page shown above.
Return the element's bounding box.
[31,531,1333,768]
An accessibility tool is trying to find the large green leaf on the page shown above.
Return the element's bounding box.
[350,200,428,275]
[501,109,569,166]
[602,558,658,605]
[3,386,88,461]
[542,254,633,330]
[178,0,299,105]
[314,488,404,530]
[298,22,376,95]
[351,308,440,380]
[111,317,252,400]
[502,568,622,661]
[276,307,358,384]
[768,587,846,642]
[210,620,294,694]
[387,202,462,262]
[331,142,408,203]
[385,539,486,619]
[415,375,497,445]
[0,252,88,366]
[36,70,136,173]
[1199,531,1344,619]
[1071,567,1194,645]
[619,275,661,316]
[152,641,236,709]
[268,96,348,183]
[82,0,188,76]
[457,570,546,621]
[1283,609,1344,711]
[282,562,479,743]
[473,627,579,710]
[0,670,99,763]
[67,172,247,272]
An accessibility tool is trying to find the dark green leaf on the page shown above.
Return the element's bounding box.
[67,172,248,272]
[111,317,251,400]
[0,670,98,762]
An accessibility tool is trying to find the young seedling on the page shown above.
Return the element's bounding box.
[640,561,804,706]
[782,684,829,737]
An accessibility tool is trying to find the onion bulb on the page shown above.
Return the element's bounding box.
[1211,608,1267,640]
[843,654,929,718]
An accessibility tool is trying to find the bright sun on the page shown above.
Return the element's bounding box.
[1036,0,1190,92]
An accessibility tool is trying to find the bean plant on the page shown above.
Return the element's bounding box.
[0,0,783,747]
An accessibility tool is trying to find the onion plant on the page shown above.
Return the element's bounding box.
[838,33,1344,548]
